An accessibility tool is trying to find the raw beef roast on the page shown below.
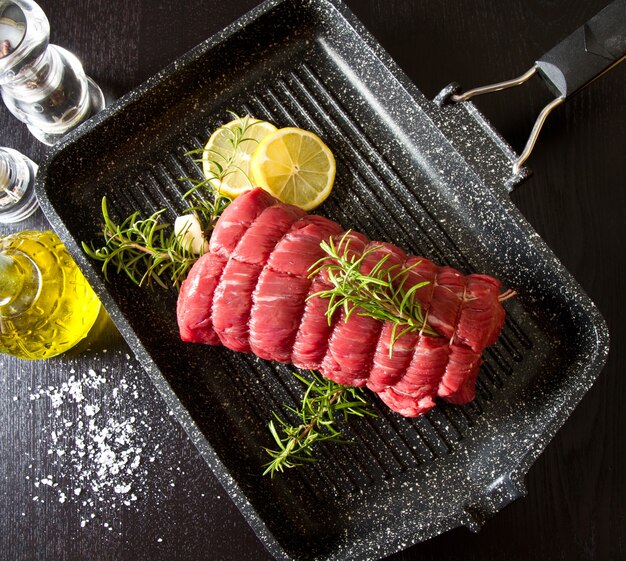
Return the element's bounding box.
[177,188,508,417]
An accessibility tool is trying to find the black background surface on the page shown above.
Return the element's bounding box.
[1,1,624,560]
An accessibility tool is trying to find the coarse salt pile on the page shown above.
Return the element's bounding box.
[25,358,168,530]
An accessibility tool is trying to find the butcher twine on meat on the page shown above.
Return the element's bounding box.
[177,188,507,417]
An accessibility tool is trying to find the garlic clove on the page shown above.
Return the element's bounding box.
[174,214,209,255]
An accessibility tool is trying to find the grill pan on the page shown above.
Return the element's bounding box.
[34,0,620,559]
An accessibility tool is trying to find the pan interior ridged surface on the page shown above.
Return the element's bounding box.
[36,1,609,560]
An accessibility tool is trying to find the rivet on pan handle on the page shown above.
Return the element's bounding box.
[437,0,626,175]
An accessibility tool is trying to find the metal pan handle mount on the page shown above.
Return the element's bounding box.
[436,0,626,174]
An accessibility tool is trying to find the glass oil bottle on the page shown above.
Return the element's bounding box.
[0,230,101,359]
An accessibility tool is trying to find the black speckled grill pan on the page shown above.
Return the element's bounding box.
[35,0,611,559]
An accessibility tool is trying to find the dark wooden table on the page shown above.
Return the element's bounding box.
[1,1,624,560]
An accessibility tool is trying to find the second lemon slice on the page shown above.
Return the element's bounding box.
[202,116,277,198]
[250,127,336,211]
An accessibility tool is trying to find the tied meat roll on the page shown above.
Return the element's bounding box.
[177,188,507,417]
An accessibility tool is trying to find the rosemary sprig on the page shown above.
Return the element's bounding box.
[81,197,198,289]
[263,370,376,477]
[309,231,439,355]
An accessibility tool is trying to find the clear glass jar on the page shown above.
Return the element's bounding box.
[0,146,38,223]
[0,0,104,145]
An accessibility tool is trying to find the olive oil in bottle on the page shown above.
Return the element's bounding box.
[0,230,101,359]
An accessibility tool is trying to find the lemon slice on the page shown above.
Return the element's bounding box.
[250,127,336,211]
[202,117,277,198]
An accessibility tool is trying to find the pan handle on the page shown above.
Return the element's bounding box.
[437,0,626,174]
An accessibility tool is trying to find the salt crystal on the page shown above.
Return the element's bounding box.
[68,379,85,403]
[114,484,131,494]
[49,392,63,407]
[84,404,99,417]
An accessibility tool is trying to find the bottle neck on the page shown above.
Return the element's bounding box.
[0,250,40,315]
[0,252,22,303]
